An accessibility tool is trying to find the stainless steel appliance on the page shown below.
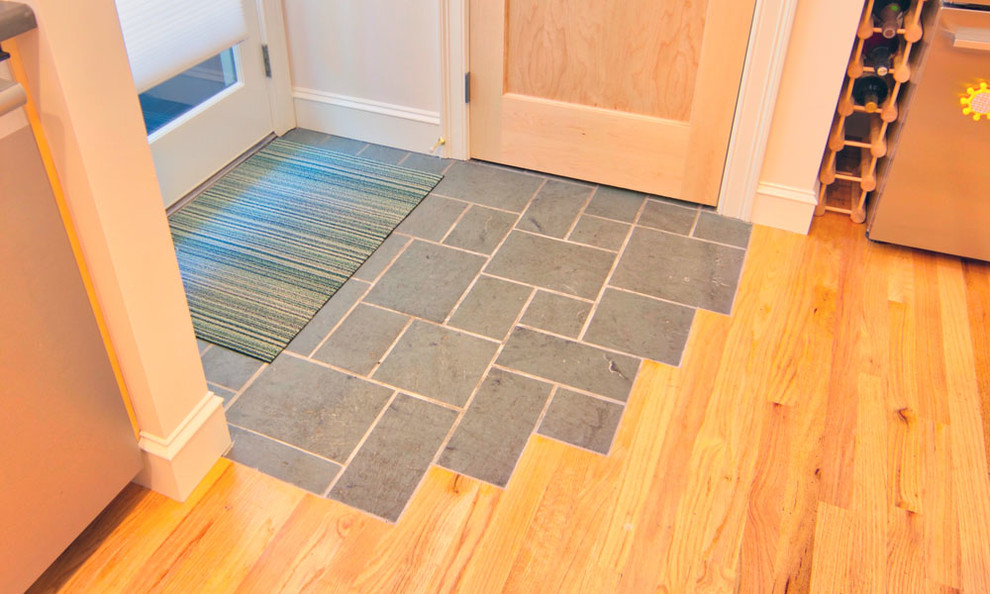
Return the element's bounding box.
[868,0,990,261]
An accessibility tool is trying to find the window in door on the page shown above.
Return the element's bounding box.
[139,47,238,136]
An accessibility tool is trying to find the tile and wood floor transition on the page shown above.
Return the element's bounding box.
[197,129,751,522]
[32,136,990,591]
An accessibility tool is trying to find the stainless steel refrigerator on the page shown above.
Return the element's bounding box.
[868,0,990,261]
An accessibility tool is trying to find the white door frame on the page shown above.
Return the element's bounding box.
[256,0,296,135]
[438,0,799,220]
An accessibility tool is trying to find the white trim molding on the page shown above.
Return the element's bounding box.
[751,181,818,235]
[258,0,297,135]
[439,0,469,159]
[717,0,799,222]
[293,88,442,154]
[133,392,231,502]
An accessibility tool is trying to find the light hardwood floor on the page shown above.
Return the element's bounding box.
[30,213,990,593]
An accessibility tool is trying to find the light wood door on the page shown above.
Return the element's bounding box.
[469,0,757,205]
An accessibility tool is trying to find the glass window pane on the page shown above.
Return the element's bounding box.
[139,47,238,135]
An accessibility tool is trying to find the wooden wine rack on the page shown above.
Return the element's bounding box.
[816,0,931,223]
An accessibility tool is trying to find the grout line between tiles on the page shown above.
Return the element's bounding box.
[561,186,597,241]
[437,202,473,245]
[530,384,560,439]
[414,169,549,462]
[365,316,416,378]
[305,241,409,359]
[577,197,650,341]
[221,362,269,411]
[600,284,701,312]
[489,363,633,407]
[321,390,402,498]
[510,227,619,255]
[361,302,502,345]
[509,322,652,366]
[637,222,749,252]
[199,343,214,357]
[227,423,345,467]
[687,208,702,237]
[479,272,598,304]
[427,286,540,475]
[427,192,525,216]
[281,350,462,413]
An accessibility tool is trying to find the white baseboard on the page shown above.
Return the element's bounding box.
[133,392,231,502]
[751,182,818,235]
[292,88,443,155]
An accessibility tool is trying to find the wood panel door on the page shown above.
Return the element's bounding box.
[469,0,757,205]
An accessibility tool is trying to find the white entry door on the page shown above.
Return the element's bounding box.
[123,0,276,207]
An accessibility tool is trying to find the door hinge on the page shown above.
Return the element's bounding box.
[262,44,272,78]
[464,72,470,103]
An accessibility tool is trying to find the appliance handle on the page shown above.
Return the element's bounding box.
[0,78,26,116]
[953,27,990,52]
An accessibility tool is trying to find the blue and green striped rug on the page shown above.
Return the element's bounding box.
[169,138,441,362]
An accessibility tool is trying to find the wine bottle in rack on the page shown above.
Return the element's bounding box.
[852,75,890,113]
[862,33,898,76]
[873,0,910,39]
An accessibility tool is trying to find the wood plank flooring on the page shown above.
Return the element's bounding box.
[29,214,990,593]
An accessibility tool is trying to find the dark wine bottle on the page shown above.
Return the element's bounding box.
[873,0,909,39]
[853,76,890,113]
[862,33,898,76]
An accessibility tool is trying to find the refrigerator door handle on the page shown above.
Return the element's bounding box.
[953,27,990,51]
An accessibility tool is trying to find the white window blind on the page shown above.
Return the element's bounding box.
[114,0,248,93]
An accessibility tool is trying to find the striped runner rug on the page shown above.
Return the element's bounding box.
[169,138,442,362]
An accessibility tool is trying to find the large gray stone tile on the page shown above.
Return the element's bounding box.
[497,327,639,402]
[538,389,624,454]
[201,346,264,390]
[364,241,486,322]
[637,199,698,235]
[519,291,592,338]
[433,161,543,212]
[373,321,498,407]
[352,235,410,282]
[443,205,517,254]
[400,153,452,175]
[321,135,368,155]
[330,394,457,522]
[394,195,467,242]
[692,211,753,248]
[313,305,410,375]
[611,227,745,314]
[226,356,393,462]
[437,369,552,486]
[515,180,592,238]
[226,425,341,495]
[485,232,615,299]
[584,288,694,365]
[448,276,532,340]
[568,215,630,251]
[583,186,645,222]
[358,143,408,165]
[286,278,370,354]
[281,128,331,146]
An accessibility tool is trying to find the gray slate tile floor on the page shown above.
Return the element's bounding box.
[203,130,750,522]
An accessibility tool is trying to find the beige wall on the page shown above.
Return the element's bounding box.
[754,0,865,231]
[13,0,228,501]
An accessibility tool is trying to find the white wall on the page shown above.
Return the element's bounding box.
[752,0,865,234]
[283,0,442,153]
